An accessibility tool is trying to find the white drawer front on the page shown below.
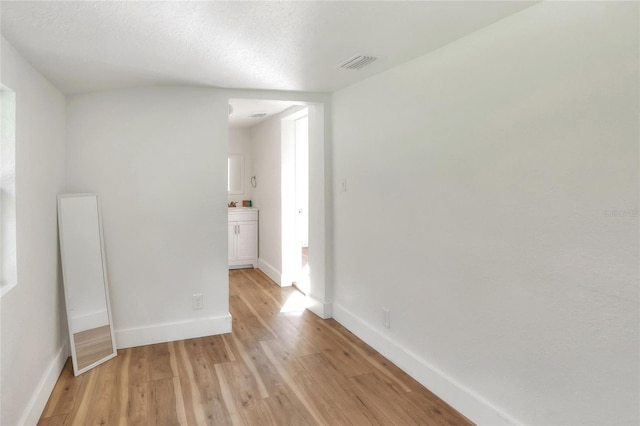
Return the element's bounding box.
[228,209,258,222]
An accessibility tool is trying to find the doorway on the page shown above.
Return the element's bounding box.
[228,98,331,319]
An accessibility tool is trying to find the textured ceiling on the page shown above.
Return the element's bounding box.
[0,1,536,95]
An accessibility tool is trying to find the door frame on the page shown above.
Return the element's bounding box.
[227,95,332,319]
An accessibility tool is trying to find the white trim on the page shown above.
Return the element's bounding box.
[19,341,70,426]
[257,258,292,287]
[307,294,332,319]
[279,271,295,288]
[332,303,521,426]
[114,314,232,349]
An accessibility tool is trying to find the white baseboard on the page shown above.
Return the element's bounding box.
[332,303,520,426]
[307,294,332,319]
[20,340,70,426]
[258,258,292,287]
[115,314,232,349]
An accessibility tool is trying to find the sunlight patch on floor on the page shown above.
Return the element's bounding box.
[280,291,308,315]
[295,263,311,295]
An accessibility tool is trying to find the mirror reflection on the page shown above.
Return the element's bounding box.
[228,154,244,195]
[58,194,117,375]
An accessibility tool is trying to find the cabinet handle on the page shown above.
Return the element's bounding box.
[236,225,239,234]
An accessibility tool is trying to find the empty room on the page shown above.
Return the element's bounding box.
[1,1,638,425]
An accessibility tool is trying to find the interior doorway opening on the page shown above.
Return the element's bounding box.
[228,98,330,319]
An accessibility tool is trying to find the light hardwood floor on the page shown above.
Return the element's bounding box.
[39,268,474,425]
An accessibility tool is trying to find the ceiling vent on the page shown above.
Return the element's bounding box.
[339,55,377,70]
[250,112,268,119]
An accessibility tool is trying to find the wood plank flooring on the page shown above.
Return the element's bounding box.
[40,268,474,425]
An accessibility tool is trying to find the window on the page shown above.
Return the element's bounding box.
[1,85,17,296]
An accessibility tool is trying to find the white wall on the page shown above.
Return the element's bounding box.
[0,37,68,426]
[227,127,253,205]
[66,86,231,348]
[331,2,638,425]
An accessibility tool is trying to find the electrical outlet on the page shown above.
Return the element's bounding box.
[382,307,390,328]
[193,293,203,310]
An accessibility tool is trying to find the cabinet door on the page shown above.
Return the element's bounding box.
[236,221,258,262]
[228,223,237,262]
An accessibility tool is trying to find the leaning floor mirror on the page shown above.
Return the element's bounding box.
[58,194,117,376]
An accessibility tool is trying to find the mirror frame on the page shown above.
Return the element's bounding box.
[58,193,117,376]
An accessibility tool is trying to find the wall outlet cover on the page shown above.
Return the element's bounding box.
[193,293,203,310]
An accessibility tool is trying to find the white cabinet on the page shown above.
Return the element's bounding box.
[228,208,258,269]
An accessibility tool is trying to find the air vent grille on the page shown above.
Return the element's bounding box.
[339,55,377,70]
[250,113,268,119]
